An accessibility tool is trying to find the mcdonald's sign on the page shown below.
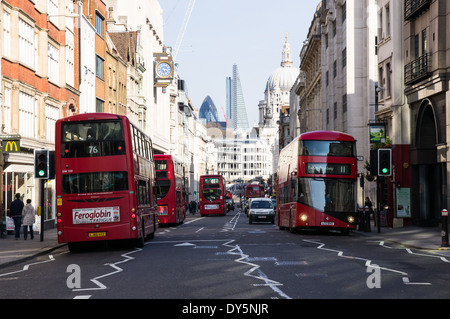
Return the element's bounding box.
[2,139,20,153]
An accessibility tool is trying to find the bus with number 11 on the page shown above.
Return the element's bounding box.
[276,131,358,234]
[55,113,158,251]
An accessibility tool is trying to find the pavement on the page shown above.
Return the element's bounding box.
[0,221,449,270]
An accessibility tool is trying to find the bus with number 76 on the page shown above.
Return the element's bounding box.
[55,113,158,251]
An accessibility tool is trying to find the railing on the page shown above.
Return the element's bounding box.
[404,53,431,85]
[404,0,431,20]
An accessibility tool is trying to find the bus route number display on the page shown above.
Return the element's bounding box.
[305,163,351,175]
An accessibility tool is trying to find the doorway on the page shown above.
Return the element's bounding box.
[412,101,441,226]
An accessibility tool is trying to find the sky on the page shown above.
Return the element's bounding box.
[159,0,321,127]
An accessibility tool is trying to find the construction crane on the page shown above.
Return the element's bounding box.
[173,0,196,60]
[220,105,230,129]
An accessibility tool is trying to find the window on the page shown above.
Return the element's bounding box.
[378,66,384,99]
[3,11,11,58]
[96,55,104,79]
[47,0,58,26]
[342,94,347,113]
[342,48,346,68]
[95,12,104,37]
[19,18,35,68]
[299,140,356,157]
[334,102,337,119]
[137,180,150,205]
[386,63,392,97]
[297,178,356,213]
[96,98,104,112]
[61,171,128,194]
[333,60,337,78]
[385,4,390,38]
[421,29,427,54]
[48,43,59,84]
[3,87,12,133]
[61,120,126,158]
[65,0,74,31]
[45,104,59,143]
[19,92,35,138]
[342,2,346,22]
[66,31,75,86]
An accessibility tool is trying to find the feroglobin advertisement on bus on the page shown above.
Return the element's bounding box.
[72,207,120,224]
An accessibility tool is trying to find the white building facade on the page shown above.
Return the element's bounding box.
[104,0,170,153]
[259,35,299,174]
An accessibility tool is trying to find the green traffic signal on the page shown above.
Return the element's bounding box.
[377,149,392,176]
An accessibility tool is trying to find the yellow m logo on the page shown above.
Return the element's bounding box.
[4,140,19,152]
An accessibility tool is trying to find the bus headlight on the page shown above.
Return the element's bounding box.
[348,216,355,223]
[300,214,308,222]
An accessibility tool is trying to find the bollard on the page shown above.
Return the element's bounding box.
[442,209,449,248]
[364,206,371,232]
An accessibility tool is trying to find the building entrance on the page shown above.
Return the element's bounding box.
[411,101,442,226]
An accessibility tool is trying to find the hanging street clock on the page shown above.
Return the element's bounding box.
[154,54,174,87]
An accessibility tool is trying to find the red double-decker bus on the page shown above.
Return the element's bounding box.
[245,183,264,199]
[199,175,226,216]
[55,113,158,251]
[154,154,186,225]
[276,131,357,234]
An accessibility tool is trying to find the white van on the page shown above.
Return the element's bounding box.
[248,198,275,224]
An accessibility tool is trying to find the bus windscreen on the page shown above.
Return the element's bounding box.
[61,121,126,158]
[61,171,128,194]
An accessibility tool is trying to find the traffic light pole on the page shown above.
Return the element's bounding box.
[40,178,45,242]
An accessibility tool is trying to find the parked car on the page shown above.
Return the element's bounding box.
[248,198,275,224]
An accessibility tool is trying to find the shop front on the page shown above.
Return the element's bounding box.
[3,156,55,232]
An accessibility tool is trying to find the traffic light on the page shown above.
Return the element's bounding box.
[377,149,392,176]
[34,149,49,179]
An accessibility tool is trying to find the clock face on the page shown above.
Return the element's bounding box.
[156,61,172,78]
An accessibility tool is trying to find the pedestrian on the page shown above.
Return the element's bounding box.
[189,200,195,215]
[22,199,36,240]
[9,193,24,239]
[365,197,373,214]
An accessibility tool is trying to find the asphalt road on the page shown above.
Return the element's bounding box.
[1,209,449,302]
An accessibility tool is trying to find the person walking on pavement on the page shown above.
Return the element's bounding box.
[9,193,24,239]
[22,199,36,240]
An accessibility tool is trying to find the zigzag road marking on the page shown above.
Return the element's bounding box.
[72,248,142,293]
[0,255,55,278]
[378,240,450,263]
[304,239,431,286]
[223,239,292,299]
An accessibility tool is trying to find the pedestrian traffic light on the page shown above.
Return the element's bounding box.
[34,149,49,179]
[377,149,392,176]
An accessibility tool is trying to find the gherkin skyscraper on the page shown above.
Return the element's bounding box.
[226,64,249,131]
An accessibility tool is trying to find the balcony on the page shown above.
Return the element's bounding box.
[404,0,431,20]
[404,53,431,85]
